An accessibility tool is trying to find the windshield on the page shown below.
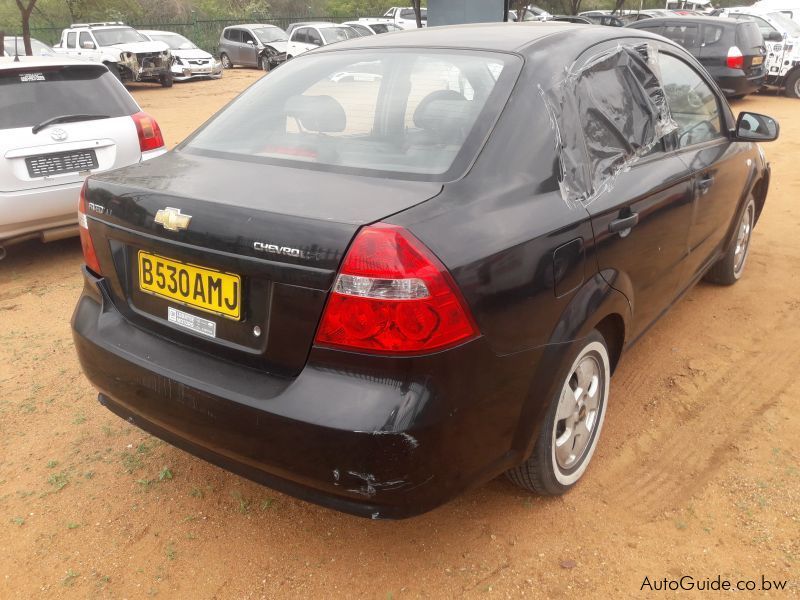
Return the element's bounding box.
[253,26,288,43]
[0,65,138,130]
[320,27,360,43]
[768,11,800,35]
[94,27,148,46]
[148,33,196,50]
[184,50,521,181]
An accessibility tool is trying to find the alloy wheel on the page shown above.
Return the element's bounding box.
[733,202,754,276]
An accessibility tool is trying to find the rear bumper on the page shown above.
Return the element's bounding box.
[0,179,82,240]
[713,67,766,97]
[72,268,537,518]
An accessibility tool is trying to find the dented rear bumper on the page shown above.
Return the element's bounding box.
[72,268,530,518]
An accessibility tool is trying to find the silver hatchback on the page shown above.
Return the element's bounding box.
[218,24,289,71]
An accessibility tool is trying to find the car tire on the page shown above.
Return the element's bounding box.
[220,53,232,69]
[159,72,174,88]
[704,197,756,285]
[260,55,270,72]
[785,69,800,99]
[728,94,746,101]
[506,330,610,495]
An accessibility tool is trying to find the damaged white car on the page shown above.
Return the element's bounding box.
[139,30,222,81]
[53,23,174,87]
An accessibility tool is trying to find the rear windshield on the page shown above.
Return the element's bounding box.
[737,21,764,49]
[0,65,138,130]
[184,49,521,181]
[400,8,427,19]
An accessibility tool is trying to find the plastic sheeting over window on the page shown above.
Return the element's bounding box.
[541,43,678,209]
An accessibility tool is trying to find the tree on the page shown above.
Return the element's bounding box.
[14,0,37,55]
[412,0,422,27]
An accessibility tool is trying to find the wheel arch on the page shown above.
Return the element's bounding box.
[509,273,631,460]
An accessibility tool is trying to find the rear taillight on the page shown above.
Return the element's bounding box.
[727,46,745,70]
[78,180,102,275]
[131,111,165,152]
[314,223,478,355]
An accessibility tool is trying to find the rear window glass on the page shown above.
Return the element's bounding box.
[184,50,521,181]
[737,22,764,49]
[0,65,138,130]
[701,25,724,45]
[663,23,700,48]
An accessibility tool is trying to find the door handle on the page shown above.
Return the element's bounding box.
[697,175,715,192]
[608,213,639,234]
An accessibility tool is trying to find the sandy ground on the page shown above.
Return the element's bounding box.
[1,69,799,598]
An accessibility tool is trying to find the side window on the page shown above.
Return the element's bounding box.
[241,30,255,45]
[752,16,778,37]
[701,25,724,46]
[294,28,309,44]
[662,23,700,49]
[658,53,722,148]
[636,25,663,35]
[66,31,76,48]
[79,31,93,48]
[308,29,323,46]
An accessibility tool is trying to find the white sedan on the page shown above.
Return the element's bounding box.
[0,56,166,256]
[139,30,222,81]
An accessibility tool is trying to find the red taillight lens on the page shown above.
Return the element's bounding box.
[78,181,102,275]
[314,223,478,354]
[131,111,165,152]
[727,46,745,70]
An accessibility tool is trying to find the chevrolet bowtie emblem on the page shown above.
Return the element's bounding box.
[154,207,192,232]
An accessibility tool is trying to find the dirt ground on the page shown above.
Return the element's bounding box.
[1,68,799,598]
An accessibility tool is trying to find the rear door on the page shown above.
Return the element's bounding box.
[657,51,745,282]
[571,41,695,337]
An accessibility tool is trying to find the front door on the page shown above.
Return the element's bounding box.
[656,51,745,282]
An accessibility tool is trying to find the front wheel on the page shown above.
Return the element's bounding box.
[260,55,270,72]
[220,53,232,69]
[785,69,800,99]
[704,198,755,285]
[506,330,610,495]
[159,72,173,88]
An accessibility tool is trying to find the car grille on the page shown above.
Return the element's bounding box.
[187,59,211,66]
[25,149,98,178]
[139,53,164,69]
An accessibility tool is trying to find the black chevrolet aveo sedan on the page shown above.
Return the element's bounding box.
[72,23,778,518]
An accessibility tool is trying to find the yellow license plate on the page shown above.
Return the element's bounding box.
[752,56,764,65]
[138,251,242,320]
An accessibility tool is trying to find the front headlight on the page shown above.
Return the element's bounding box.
[120,51,133,61]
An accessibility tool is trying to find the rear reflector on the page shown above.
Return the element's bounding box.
[131,111,165,153]
[727,46,744,70]
[78,180,102,275]
[314,223,478,354]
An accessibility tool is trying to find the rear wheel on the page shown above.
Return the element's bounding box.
[220,53,232,69]
[506,330,610,495]
[728,93,746,101]
[704,198,755,285]
[785,69,800,99]
[159,72,173,88]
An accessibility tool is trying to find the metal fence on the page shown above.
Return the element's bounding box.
[31,15,368,54]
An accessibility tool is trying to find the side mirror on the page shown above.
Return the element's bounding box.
[246,39,254,45]
[81,40,95,49]
[735,111,779,142]
[765,30,783,42]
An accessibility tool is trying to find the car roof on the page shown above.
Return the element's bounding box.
[0,55,96,69]
[629,15,743,26]
[139,30,183,36]
[228,23,281,29]
[318,22,639,53]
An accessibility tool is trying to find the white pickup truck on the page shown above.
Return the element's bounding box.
[53,22,174,87]
[361,6,427,29]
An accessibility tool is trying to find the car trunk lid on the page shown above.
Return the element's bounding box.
[84,151,443,377]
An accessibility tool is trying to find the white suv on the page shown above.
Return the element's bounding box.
[53,22,174,87]
[0,56,167,255]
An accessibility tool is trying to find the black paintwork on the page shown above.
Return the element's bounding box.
[72,23,772,518]
[627,17,768,97]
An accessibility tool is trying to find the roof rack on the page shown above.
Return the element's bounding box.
[70,22,126,28]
